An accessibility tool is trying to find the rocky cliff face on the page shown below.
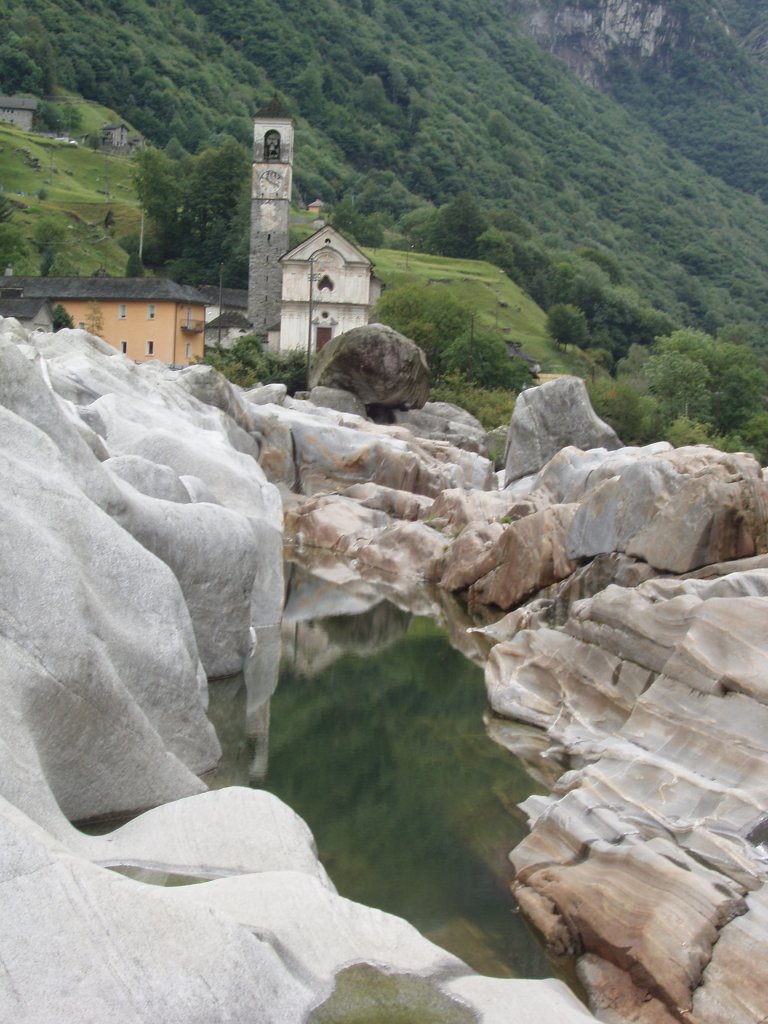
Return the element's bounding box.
[519,0,718,87]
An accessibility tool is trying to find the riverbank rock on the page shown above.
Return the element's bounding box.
[392,401,488,454]
[486,564,768,1019]
[505,376,621,482]
[454,442,768,612]
[309,384,367,416]
[0,317,596,1024]
[309,322,430,409]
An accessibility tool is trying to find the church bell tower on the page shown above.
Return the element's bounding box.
[248,96,293,334]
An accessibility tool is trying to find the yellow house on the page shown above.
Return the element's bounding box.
[2,277,208,365]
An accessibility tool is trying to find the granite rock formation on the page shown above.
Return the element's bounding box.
[0,317,594,1024]
[505,376,622,482]
[309,322,430,410]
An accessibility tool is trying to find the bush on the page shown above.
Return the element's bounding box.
[443,328,534,390]
[202,335,307,392]
[430,373,518,429]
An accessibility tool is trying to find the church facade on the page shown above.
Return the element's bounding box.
[269,226,382,354]
[248,100,380,354]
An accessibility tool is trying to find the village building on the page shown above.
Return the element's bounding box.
[248,97,294,334]
[269,225,382,354]
[1,277,207,366]
[99,123,143,153]
[197,284,251,348]
[247,100,381,357]
[0,96,38,131]
[0,290,54,332]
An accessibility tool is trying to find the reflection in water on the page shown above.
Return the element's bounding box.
[207,562,558,981]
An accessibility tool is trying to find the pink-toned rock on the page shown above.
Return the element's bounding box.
[566,446,768,573]
[467,505,579,610]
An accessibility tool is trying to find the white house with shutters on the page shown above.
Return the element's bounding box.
[269,225,382,354]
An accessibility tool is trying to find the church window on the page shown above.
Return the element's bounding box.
[318,274,334,292]
[263,130,281,160]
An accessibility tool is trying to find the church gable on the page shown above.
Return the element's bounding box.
[281,226,371,267]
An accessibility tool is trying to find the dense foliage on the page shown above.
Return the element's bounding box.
[132,140,250,284]
[589,329,768,460]
[202,335,307,391]
[7,0,768,337]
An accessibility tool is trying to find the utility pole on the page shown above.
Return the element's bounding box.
[468,314,475,383]
[217,262,224,347]
[306,252,318,390]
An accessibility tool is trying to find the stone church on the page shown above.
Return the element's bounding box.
[247,99,381,354]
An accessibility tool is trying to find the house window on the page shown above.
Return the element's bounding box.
[147,303,156,320]
[118,303,127,319]
[146,340,154,356]
[78,321,85,329]
[120,340,127,354]
[185,342,192,358]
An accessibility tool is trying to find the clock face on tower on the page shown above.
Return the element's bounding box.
[258,168,284,197]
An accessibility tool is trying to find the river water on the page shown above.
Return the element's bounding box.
[208,559,559,982]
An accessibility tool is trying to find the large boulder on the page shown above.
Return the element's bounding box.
[309,323,430,410]
[505,376,622,482]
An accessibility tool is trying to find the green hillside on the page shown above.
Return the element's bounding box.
[0,111,139,276]
[367,248,552,361]
[5,0,768,338]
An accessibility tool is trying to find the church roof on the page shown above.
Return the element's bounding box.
[254,95,291,120]
[280,225,372,266]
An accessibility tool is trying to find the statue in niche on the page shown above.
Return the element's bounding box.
[263,130,281,161]
[318,274,334,292]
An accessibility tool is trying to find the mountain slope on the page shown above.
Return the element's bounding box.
[5,0,768,334]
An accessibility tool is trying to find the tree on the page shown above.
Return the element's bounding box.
[134,148,184,260]
[52,304,73,331]
[85,301,104,337]
[427,192,488,259]
[647,329,767,435]
[126,251,144,276]
[665,416,715,448]
[645,346,712,425]
[444,327,531,390]
[546,303,589,349]
[374,281,470,381]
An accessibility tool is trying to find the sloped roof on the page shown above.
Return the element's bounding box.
[2,277,208,304]
[196,284,249,309]
[280,225,371,267]
[206,311,251,330]
[254,95,291,120]
[0,96,38,110]
[0,297,50,320]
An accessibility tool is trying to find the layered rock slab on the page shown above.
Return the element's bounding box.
[505,376,621,482]
[486,568,768,1019]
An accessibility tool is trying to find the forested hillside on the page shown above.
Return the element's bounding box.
[5,0,768,340]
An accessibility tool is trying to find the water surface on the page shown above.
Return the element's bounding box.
[209,578,557,980]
